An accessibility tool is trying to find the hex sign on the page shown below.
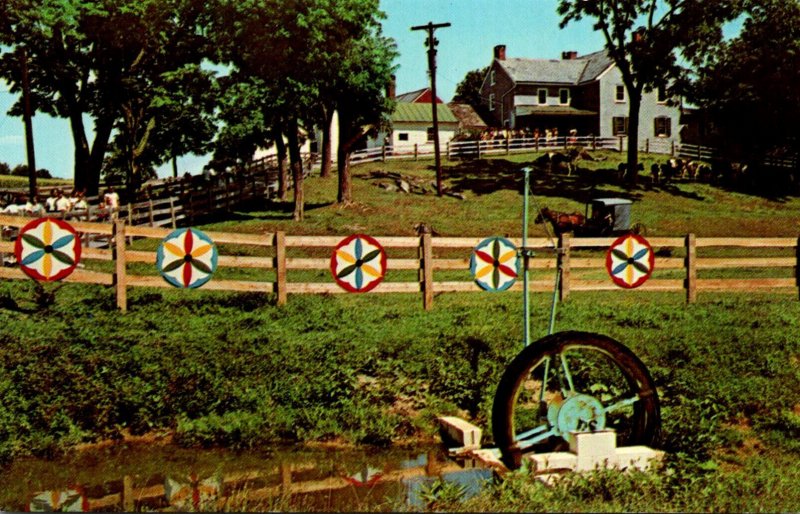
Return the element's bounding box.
[156,228,218,288]
[330,234,387,292]
[14,217,82,282]
[470,236,520,292]
[605,233,655,289]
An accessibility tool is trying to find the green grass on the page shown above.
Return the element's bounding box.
[194,150,800,238]
[2,150,800,511]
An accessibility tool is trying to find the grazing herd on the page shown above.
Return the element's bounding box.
[532,150,764,189]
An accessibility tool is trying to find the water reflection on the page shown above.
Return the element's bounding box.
[0,443,493,511]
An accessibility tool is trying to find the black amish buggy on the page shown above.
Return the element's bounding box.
[584,197,645,236]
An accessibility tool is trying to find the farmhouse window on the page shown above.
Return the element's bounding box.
[427,127,435,142]
[559,88,570,105]
[612,116,628,135]
[654,117,671,137]
[538,88,548,104]
[489,93,495,111]
[615,85,625,102]
[657,86,668,103]
[490,69,496,86]
[398,133,409,141]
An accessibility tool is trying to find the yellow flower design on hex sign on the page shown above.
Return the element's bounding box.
[606,233,655,289]
[157,228,218,288]
[14,217,81,282]
[330,234,387,292]
[470,236,519,291]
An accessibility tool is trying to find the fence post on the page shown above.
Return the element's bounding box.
[592,135,597,151]
[148,199,154,227]
[558,232,571,302]
[619,136,624,152]
[382,144,386,162]
[420,232,433,310]
[506,137,510,155]
[275,231,287,305]
[476,140,481,159]
[645,138,649,153]
[796,236,800,301]
[414,144,418,161]
[169,197,176,229]
[446,141,450,161]
[685,233,697,303]
[122,475,134,511]
[671,141,676,156]
[114,219,127,312]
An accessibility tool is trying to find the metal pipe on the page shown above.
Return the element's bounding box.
[522,167,531,347]
[548,256,561,335]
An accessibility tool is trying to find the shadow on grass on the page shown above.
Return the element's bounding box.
[404,158,715,204]
[196,198,334,223]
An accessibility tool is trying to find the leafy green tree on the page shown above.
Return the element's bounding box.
[333,31,397,204]
[0,162,10,175]
[453,67,489,107]
[690,0,800,165]
[558,0,744,184]
[0,0,217,195]
[213,0,395,219]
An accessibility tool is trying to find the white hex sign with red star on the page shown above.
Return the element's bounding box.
[605,233,655,289]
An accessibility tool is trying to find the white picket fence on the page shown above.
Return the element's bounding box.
[350,135,688,165]
[351,137,797,171]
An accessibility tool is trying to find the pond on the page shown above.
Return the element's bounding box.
[0,441,495,511]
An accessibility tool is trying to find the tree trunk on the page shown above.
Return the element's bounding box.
[287,119,304,221]
[321,107,334,178]
[626,90,642,186]
[69,111,112,196]
[273,127,289,201]
[337,141,352,204]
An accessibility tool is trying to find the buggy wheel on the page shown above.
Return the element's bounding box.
[631,222,647,235]
[491,331,659,470]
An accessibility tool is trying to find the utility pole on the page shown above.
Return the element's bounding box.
[20,48,37,199]
[411,21,450,197]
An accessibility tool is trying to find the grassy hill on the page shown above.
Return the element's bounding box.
[201,150,800,238]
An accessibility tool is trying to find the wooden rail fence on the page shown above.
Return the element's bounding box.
[1,214,799,310]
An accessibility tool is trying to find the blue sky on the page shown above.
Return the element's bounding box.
[0,0,607,179]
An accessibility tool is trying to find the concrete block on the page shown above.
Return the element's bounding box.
[437,416,482,449]
[527,452,577,474]
[568,430,618,471]
[615,446,665,472]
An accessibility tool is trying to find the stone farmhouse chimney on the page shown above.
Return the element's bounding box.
[494,44,506,60]
[562,50,578,60]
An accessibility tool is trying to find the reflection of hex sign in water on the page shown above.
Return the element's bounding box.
[156,228,218,289]
[14,217,81,282]
[470,236,520,292]
[28,487,88,512]
[330,234,387,293]
[605,233,655,289]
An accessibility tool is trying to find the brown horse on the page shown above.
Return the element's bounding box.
[534,207,586,235]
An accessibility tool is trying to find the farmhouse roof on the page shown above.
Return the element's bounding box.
[499,49,614,85]
[395,87,444,104]
[447,102,489,129]
[392,103,458,124]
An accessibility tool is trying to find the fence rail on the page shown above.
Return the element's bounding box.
[1,214,799,310]
[350,136,696,165]
[351,137,797,172]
